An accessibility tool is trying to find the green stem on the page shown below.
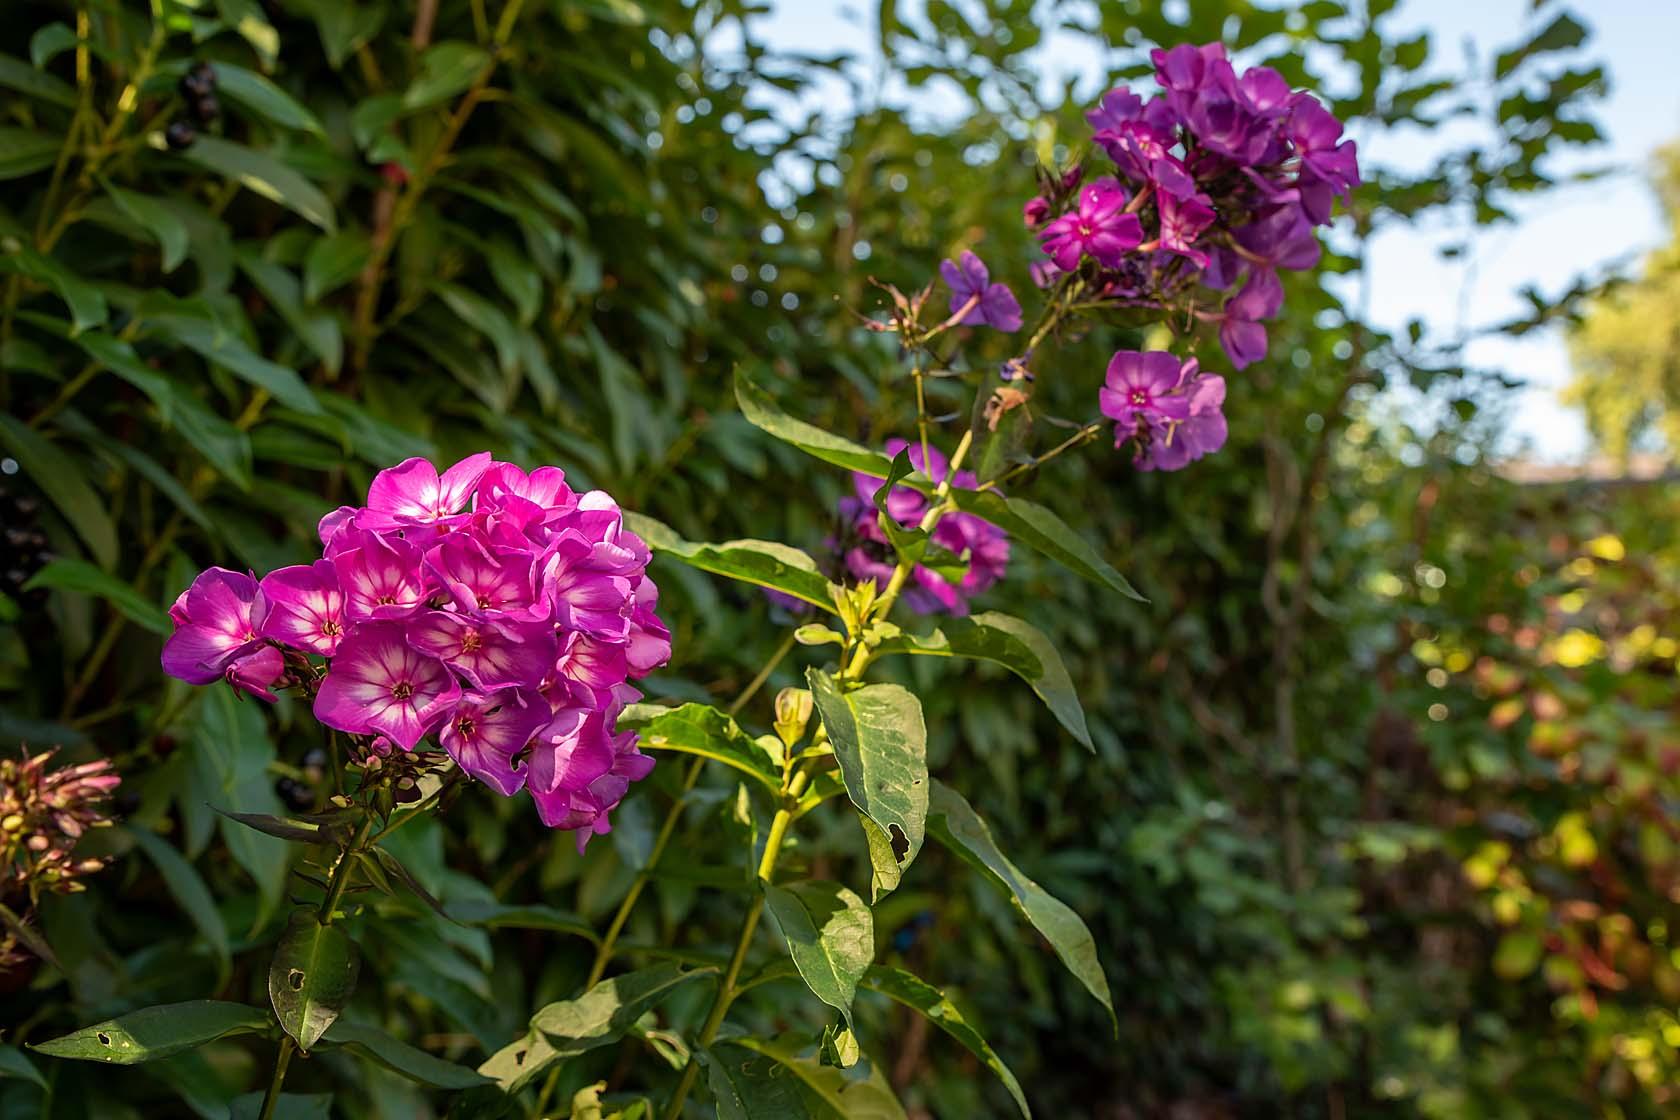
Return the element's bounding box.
[260,814,373,1119]
[661,767,811,1120]
[536,633,798,1118]
[257,1037,295,1120]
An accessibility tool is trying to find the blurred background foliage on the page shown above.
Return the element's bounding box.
[1,0,1674,1117]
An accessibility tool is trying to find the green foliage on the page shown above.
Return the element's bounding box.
[0,0,1641,1117]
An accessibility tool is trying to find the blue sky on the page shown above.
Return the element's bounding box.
[751,1,1680,462]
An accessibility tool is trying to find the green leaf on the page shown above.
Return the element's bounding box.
[173,135,337,233]
[478,963,714,1093]
[1495,12,1588,79]
[859,966,1028,1117]
[236,248,342,373]
[0,246,107,331]
[168,385,255,488]
[443,900,599,944]
[763,880,873,1038]
[706,1036,907,1119]
[0,1045,46,1089]
[214,808,342,844]
[318,1020,493,1089]
[23,559,168,634]
[736,366,908,480]
[191,688,288,921]
[103,182,190,272]
[32,1002,272,1065]
[0,52,75,107]
[63,327,175,416]
[124,827,230,978]
[617,702,782,795]
[150,313,321,414]
[229,1092,332,1120]
[303,230,370,303]
[948,488,1143,601]
[207,62,325,135]
[926,781,1113,1028]
[0,415,118,569]
[0,129,58,179]
[624,510,838,614]
[403,42,490,110]
[871,611,1092,750]
[436,282,521,376]
[486,238,542,325]
[808,669,927,899]
[268,910,361,1051]
[870,448,930,565]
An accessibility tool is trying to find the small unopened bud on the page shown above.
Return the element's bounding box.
[25,835,48,852]
[0,813,21,831]
[773,688,814,749]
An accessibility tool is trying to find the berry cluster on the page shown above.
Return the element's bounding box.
[166,61,219,150]
[0,483,52,609]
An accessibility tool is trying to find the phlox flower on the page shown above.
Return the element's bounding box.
[1039,179,1143,270]
[939,251,1023,332]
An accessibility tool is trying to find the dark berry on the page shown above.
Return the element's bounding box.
[165,120,197,150]
[179,61,216,98]
[193,95,219,124]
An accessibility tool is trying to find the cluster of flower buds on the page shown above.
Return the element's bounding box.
[1,747,120,898]
[838,441,1010,616]
[161,455,670,843]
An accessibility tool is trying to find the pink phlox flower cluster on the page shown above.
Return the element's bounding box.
[162,454,670,841]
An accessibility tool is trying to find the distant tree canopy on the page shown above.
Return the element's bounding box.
[1566,143,1680,458]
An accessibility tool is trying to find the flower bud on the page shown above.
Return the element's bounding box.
[773,688,814,748]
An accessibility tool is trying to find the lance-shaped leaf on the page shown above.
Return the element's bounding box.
[23,560,169,635]
[0,414,118,570]
[0,902,57,968]
[808,669,927,898]
[860,966,1029,1117]
[763,880,873,1041]
[705,1035,907,1120]
[317,1021,492,1089]
[624,510,838,614]
[948,488,1143,601]
[444,899,599,944]
[0,1045,45,1088]
[268,910,361,1050]
[737,366,927,484]
[619,702,782,795]
[171,135,337,233]
[214,807,348,845]
[871,611,1092,750]
[32,1001,272,1064]
[926,781,1114,1029]
[124,827,230,978]
[870,448,931,566]
[478,963,714,1093]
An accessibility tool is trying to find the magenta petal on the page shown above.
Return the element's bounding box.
[407,609,555,690]
[313,622,459,751]
[527,706,616,795]
[260,560,345,656]
[440,688,545,796]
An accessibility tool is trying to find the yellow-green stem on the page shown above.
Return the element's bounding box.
[661,768,811,1120]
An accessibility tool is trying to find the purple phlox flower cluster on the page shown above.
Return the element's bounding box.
[839,440,1009,616]
[162,454,670,842]
[939,251,1023,332]
[1099,350,1228,472]
[1020,41,1356,372]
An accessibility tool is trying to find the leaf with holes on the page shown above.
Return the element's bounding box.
[926,781,1113,1029]
[870,611,1092,750]
[268,910,361,1050]
[808,669,927,899]
[32,1002,272,1065]
[860,966,1028,1117]
[764,880,874,1043]
[624,510,838,615]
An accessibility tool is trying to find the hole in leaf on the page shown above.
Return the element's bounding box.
[888,823,910,861]
[288,968,306,991]
[96,1032,111,1046]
